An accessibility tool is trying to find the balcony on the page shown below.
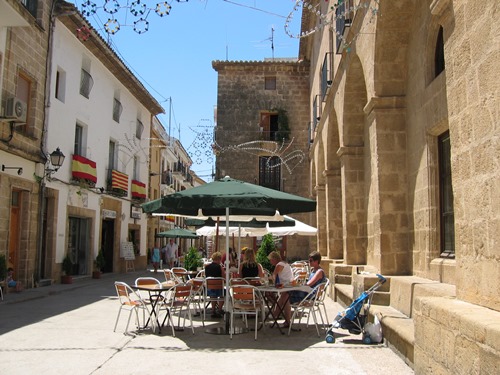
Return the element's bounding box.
[71,154,97,187]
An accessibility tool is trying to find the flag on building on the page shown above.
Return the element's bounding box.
[72,154,97,184]
[111,169,128,192]
[131,179,146,199]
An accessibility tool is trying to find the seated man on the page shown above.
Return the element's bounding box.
[204,251,226,318]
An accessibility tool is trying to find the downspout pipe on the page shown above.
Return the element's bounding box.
[35,0,59,284]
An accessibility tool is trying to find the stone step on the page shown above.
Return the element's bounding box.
[334,274,352,285]
[370,305,415,368]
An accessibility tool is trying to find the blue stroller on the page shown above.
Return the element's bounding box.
[326,274,386,344]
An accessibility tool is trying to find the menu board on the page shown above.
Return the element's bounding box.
[121,242,135,260]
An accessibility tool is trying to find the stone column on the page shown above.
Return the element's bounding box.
[323,168,343,260]
[364,96,409,275]
[338,146,366,265]
[314,184,328,257]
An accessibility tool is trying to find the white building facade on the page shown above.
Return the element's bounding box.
[44,5,163,278]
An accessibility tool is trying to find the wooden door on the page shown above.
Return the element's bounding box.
[8,191,20,270]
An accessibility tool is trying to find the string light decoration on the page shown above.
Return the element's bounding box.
[284,0,380,52]
[212,138,305,175]
[75,0,183,35]
[187,119,215,166]
[76,25,92,41]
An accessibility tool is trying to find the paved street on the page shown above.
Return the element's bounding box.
[0,271,414,375]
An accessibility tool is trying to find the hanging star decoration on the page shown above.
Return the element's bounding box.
[212,138,305,175]
[284,0,380,52]
[76,0,188,35]
[187,119,215,166]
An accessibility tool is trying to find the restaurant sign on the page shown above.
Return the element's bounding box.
[102,209,116,219]
[131,205,141,219]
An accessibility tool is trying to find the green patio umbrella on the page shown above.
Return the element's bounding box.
[155,228,199,239]
[141,176,316,216]
[142,176,316,335]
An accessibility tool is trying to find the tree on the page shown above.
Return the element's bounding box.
[256,234,276,272]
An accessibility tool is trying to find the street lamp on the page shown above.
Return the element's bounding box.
[45,147,65,176]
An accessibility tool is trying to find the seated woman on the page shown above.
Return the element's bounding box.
[239,248,264,279]
[289,250,327,304]
[267,251,294,327]
[7,267,23,292]
[204,251,226,318]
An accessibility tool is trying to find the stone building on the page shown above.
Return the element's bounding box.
[0,0,54,287]
[300,0,499,372]
[212,60,316,260]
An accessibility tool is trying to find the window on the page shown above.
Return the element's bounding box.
[136,119,144,139]
[80,68,93,98]
[108,140,117,177]
[321,53,333,100]
[55,68,66,102]
[259,156,281,191]
[112,98,122,122]
[15,73,31,134]
[313,95,321,129]
[133,156,139,180]
[260,112,279,141]
[265,76,276,90]
[21,0,37,17]
[434,26,445,78]
[335,0,354,53]
[438,131,455,257]
[74,124,84,156]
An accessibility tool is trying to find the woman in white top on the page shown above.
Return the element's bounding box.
[267,251,293,327]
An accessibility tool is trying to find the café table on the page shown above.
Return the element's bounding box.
[256,284,312,335]
[132,280,176,333]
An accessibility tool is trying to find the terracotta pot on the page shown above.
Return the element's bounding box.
[92,271,101,279]
[61,275,73,284]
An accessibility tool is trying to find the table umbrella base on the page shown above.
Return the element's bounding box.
[205,326,248,335]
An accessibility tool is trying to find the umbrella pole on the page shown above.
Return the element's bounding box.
[225,207,230,331]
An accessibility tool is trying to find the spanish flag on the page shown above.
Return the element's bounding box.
[111,169,128,192]
[72,154,97,184]
[131,179,146,199]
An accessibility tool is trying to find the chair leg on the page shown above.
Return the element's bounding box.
[114,308,123,332]
[230,311,234,339]
[254,312,258,340]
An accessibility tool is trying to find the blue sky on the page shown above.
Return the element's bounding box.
[71,0,302,181]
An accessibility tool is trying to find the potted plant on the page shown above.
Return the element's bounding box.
[92,248,106,279]
[256,233,277,272]
[184,246,203,272]
[61,254,73,284]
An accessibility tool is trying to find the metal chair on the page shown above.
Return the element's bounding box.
[160,283,195,335]
[288,281,329,337]
[229,285,263,340]
[187,277,205,326]
[113,281,151,333]
[203,277,225,320]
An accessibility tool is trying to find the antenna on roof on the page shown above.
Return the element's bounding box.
[271,26,274,60]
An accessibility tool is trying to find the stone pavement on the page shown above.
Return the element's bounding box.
[0,270,414,375]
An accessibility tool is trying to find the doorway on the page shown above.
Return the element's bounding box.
[68,217,90,275]
[8,190,21,272]
[101,219,115,273]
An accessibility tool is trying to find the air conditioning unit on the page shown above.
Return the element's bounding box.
[5,97,27,123]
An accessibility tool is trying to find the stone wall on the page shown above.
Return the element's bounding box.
[213,60,316,260]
